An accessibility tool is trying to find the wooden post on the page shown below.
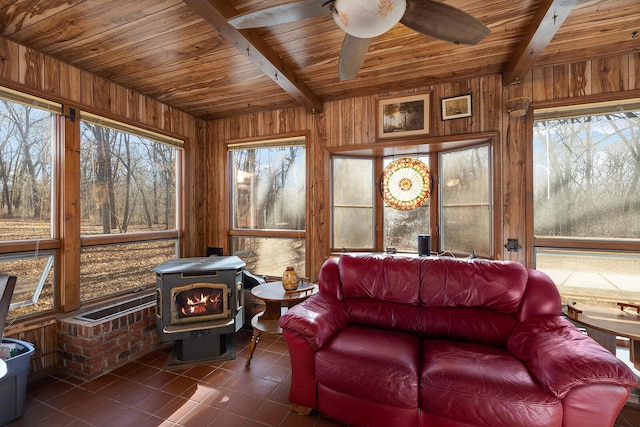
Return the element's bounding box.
[502,96,531,264]
[60,105,81,312]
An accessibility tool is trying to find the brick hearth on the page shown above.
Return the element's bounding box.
[58,303,159,380]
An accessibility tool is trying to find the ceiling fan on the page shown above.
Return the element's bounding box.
[228,0,490,81]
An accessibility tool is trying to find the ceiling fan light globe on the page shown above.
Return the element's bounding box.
[332,0,406,39]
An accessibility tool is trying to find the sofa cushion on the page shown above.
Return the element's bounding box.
[420,340,562,427]
[419,257,527,315]
[316,325,420,409]
[339,254,421,304]
[345,298,420,334]
[419,307,517,347]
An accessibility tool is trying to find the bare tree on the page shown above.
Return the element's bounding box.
[80,122,177,234]
[534,112,640,238]
[0,101,51,220]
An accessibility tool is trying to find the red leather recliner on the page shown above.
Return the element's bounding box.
[280,254,638,427]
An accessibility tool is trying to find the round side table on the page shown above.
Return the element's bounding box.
[245,281,317,366]
[564,302,640,370]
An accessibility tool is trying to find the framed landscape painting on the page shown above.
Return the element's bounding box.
[441,94,472,120]
[377,92,432,139]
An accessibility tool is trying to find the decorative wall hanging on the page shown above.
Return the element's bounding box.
[381,158,432,211]
[441,94,472,120]
[377,92,432,139]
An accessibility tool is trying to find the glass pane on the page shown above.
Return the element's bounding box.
[80,240,176,301]
[232,146,306,230]
[80,121,177,235]
[3,253,56,318]
[332,157,374,249]
[441,206,490,255]
[0,100,54,239]
[383,205,430,251]
[333,207,374,249]
[232,236,305,277]
[533,113,640,238]
[440,145,491,255]
[535,248,640,304]
[383,156,430,252]
[332,158,373,206]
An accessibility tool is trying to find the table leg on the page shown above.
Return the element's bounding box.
[246,328,261,366]
[246,297,287,366]
[630,339,640,371]
[583,326,617,355]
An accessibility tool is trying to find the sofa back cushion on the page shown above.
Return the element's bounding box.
[339,254,421,334]
[418,257,528,314]
[419,307,517,347]
[339,254,421,303]
[418,257,527,346]
[336,254,530,344]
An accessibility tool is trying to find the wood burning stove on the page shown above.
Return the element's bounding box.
[154,256,246,364]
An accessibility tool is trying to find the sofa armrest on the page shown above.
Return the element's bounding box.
[279,292,349,351]
[508,316,638,398]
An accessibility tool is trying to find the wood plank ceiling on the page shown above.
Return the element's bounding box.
[0,0,638,120]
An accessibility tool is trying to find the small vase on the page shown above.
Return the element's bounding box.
[282,266,299,291]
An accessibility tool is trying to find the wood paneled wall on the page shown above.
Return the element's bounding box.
[209,76,506,278]
[209,53,640,278]
[0,34,207,375]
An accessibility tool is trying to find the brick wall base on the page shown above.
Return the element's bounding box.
[58,300,161,380]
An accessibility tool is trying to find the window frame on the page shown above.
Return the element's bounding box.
[438,143,493,257]
[0,88,62,317]
[227,134,308,278]
[530,99,640,303]
[328,134,500,257]
[77,112,183,303]
[331,155,376,251]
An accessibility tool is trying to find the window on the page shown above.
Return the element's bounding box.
[533,101,640,303]
[0,86,183,320]
[0,89,60,318]
[0,94,56,239]
[79,114,181,302]
[332,157,375,250]
[1,252,55,317]
[330,142,493,257]
[383,156,431,252]
[440,145,491,255]
[230,137,306,277]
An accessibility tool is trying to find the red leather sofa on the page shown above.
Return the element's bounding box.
[279,254,638,427]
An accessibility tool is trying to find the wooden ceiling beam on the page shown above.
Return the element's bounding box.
[183,0,323,114]
[503,0,579,87]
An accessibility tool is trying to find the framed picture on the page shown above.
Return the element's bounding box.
[441,94,472,120]
[377,92,431,139]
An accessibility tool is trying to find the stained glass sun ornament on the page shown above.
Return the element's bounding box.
[381,157,431,211]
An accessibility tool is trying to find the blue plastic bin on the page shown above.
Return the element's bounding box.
[0,338,35,425]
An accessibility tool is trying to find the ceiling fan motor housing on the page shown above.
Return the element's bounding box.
[332,0,407,39]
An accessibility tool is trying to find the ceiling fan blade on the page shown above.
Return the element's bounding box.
[228,0,329,29]
[339,35,371,81]
[402,0,489,45]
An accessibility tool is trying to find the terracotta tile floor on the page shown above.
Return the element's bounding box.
[6,328,637,427]
[7,329,345,427]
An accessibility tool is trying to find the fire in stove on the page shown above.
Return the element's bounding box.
[179,289,222,317]
[169,282,230,325]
